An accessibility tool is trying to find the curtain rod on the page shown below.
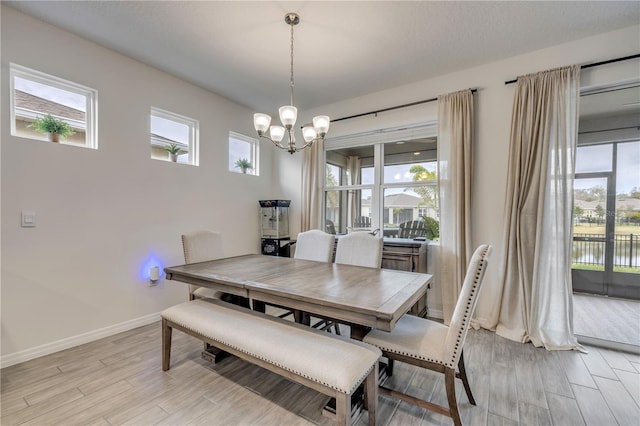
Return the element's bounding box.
[331,88,477,123]
[504,53,640,85]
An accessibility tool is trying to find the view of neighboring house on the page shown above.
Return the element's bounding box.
[150,132,188,161]
[14,89,86,144]
[574,197,640,223]
[361,192,438,225]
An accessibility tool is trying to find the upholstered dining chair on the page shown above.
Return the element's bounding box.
[293,229,335,262]
[325,232,383,335]
[292,229,339,331]
[363,244,491,426]
[335,231,383,268]
[181,230,225,301]
[263,229,335,323]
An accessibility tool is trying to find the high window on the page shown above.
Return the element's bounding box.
[229,131,259,175]
[10,63,98,149]
[150,107,198,165]
[324,124,438,239]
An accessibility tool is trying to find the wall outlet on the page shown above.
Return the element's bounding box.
[21,211,36,228]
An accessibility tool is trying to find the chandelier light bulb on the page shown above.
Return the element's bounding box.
[270,125,285,142]
[312,115,330,136]
[279,106,297,128]
[302,126,317,142]
[254,113,271,134]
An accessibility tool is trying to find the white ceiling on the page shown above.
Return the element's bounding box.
[6,1,640,114]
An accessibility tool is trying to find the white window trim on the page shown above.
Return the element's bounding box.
[10,63,98,149]
[150,107,199,166]
[229,131,260,176]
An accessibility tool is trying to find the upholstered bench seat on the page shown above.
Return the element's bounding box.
[161,299,381,425]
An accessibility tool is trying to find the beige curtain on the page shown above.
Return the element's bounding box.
[301,138,324,232]
[437,89,474,324]
[346,156,361,229]
[495,65,583,350]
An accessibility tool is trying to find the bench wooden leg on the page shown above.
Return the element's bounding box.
[365,364,378,426]
[335,392,350,426]
[162,318,172,371]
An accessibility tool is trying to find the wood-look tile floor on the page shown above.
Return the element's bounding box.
[573,293,640,349]
[2,322,639,425]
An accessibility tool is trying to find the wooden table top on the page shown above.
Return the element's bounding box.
[165,254,432,333]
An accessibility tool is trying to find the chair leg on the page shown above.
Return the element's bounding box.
[333,323,341,335]
[387,358,395,377]
[458,350,476,405]
[162,319,172,371]
[445,368,462,426]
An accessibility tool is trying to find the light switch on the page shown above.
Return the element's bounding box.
[21,211,36,228]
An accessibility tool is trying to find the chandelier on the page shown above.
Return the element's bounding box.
[253,13,330,155]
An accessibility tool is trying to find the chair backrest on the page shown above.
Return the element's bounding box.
[335,232,383,268]
[399,220,426,238]
[293,230,335,262]
[443,244,491,368]
[181,230,224,296]
[353,216,371,228]
[182,230,224,263]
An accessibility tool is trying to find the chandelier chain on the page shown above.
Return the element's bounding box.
[289,20,295,106]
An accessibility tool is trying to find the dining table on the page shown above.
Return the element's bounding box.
[164,253,432,340]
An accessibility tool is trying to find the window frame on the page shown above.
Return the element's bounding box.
[228,131,260,176]
[10,63,98,149]
[150,107,199,166]
[323,122,437,234]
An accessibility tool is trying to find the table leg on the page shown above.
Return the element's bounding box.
[252,300,266,313]
[294,310,311,326]
[349,324,371,341]
[201,343,231,364]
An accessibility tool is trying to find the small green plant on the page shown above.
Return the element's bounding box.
[29,114,75,139]
[234,158,253,173]
[421,215,440,240]
[164,143,181,155]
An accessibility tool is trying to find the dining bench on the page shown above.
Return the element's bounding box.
[161,298,381,425]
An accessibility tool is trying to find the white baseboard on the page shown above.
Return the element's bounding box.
[0,312,161,369]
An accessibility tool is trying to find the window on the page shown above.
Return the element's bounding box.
[150,107,198,165]
[229,131,259,175]
[323,124,438,238]
[10,63,98,149]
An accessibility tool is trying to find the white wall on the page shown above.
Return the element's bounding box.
[280,25,640,320]
[0,6,280,365]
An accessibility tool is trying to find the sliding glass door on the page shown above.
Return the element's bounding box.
[572,141,640,299]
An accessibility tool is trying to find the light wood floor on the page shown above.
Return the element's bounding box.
[573,293,640,350]
[2,322,639,425]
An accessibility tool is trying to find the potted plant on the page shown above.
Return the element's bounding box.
[29,114,75,143]
[164,143,181,162]
[234,158,253,174]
